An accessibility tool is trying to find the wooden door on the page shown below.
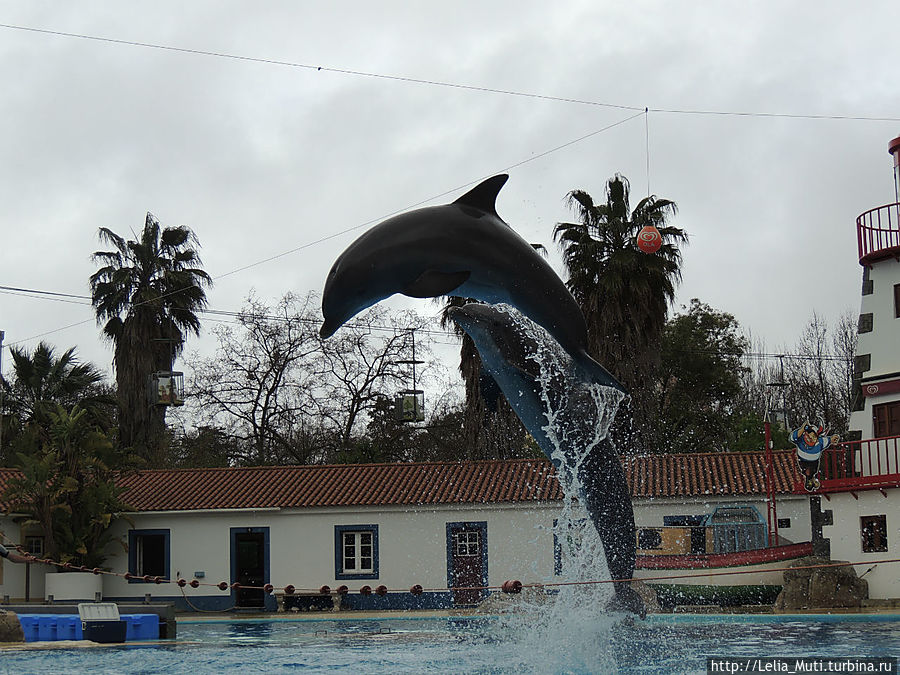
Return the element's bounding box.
[448,525,485,606]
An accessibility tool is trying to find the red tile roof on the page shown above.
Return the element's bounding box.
[0,451,800,513]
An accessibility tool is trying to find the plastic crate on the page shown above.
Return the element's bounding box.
[37,615,58,641]
[17,615,39,642]
[56,615,81,640]
[122,614,159,640]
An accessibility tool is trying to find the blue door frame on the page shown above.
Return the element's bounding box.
[229,526,276,611]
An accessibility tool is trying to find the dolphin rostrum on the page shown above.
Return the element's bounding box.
[448,302,644,618]
[319,174,624,393]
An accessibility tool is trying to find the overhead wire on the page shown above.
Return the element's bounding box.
[2,22,899,123]
[0,283,856,362]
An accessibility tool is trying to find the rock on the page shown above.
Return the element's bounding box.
[632,581,662,614]
[0,611,24,643]
[776,556,868,611]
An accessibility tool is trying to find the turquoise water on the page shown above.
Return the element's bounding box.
[2,614,899,674]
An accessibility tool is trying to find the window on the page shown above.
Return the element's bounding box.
[334,525,378,580]
[637,528,663,550]
[861,515,888,553]
[894,283,900,318]
[873,401,900,438]
[777,518,792,529]
[24,536,44,557]
[128,529,170,582]
[455,530,480,556]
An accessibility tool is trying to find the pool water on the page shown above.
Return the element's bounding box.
[2,614,899,674]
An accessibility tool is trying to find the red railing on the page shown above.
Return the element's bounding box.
[857,202,900,264]
[804,435,900,493]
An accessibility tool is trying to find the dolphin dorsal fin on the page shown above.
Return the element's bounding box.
[453,174,509,217]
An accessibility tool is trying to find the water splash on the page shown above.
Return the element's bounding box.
[485,305,628,672]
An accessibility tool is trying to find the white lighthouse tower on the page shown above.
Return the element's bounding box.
[849,135,900,443]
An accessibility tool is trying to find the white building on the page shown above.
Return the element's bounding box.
[1,452,819,611]
[820,135,900,599]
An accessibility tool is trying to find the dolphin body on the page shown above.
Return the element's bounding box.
[448,302,644,618]
[319,174,624,394]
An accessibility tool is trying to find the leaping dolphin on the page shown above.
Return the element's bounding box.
[447,302,644,618]
[319,174,624,393]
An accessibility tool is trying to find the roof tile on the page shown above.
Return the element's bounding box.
[0,451,801,513]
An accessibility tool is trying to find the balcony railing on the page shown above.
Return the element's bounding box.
[857,202,900,264]
[797,434,900,493]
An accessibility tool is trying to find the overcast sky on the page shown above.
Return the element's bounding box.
[1,1,899,395]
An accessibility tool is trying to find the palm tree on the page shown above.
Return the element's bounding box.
[90,212,211,465]
[554,174,687,449]
[2,342,108,422]
[0,342,112,463]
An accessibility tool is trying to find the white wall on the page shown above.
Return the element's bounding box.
[0,516,45,602]
[823,487,900,599]
[101,502,564,601]
[851,256,900,440]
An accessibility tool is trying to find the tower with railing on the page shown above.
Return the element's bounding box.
[818,135,900,489]
[851,136,900,443]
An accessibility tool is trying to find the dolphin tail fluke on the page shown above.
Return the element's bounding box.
[576,351,627,394]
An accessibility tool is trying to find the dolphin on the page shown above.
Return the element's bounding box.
[447,302,644,618]
[319,174,625,393]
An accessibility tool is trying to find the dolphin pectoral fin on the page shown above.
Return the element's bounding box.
[452,175,509,217]
[403,270,471,298]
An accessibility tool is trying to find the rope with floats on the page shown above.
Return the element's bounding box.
[5,537,899,601]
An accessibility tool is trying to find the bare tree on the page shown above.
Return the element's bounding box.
[316,305,433,459]
[190,292,323,465]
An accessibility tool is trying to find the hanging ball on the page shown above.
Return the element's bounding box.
[189,579,200,588]
[263,584,274,594]
[502,580,523,594]
[336,585,349,595]
[375,585,388,596]
[92,568,102,575]
[319,585,331,595]
[176,578,187,587]
[230,582,241,590]
[636,225,662,254]
[284,584,295,595]
[124,572,133,581]
[142,575,153,583]
[217,581,229,591]
[359,585,372,596]
[409,584,423,596]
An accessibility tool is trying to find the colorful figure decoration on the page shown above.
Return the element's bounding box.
[790,422,840,492]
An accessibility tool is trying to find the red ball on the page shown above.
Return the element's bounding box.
[502,580,523,594]
[359,585,372,596]
[177,578,187,587]
[409,584,423,596]
[263,584,274,594]
[217,581,229,591]
[375,585,388,596]
[189,579,200,589]
[284,585,295,595]
[319,585,331,595]
[636,225,662,254]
